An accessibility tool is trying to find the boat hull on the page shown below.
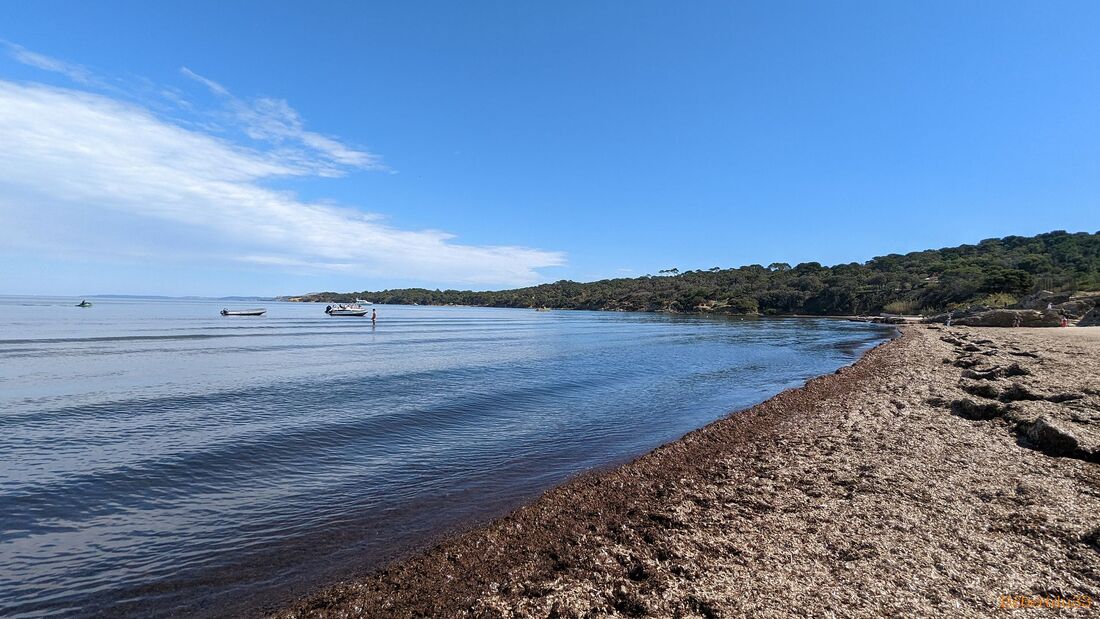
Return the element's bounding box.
[221,309,266,316]
[327,310,369,316]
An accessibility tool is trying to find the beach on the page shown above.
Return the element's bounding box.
[274,325,1100,617]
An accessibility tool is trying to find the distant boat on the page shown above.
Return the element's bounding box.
[76,300,92,308]
[325,304,369,317]
[535,307,551,312]
[354,298,374,305]
[221,308,266,316]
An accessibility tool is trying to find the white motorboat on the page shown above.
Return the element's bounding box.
[325,304,369,317]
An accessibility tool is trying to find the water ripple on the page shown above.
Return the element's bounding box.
[0,298,893,618]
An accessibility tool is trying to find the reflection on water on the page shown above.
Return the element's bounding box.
[0,297,893,618]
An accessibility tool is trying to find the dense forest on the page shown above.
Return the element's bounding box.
[293,231,1100,316]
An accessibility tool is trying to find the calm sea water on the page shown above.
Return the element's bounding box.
[0,296,892,618]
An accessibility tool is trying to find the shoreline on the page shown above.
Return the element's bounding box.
[280,298,891,320]
[274,326,1100,617]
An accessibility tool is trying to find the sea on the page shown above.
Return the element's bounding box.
[0,296,894,617]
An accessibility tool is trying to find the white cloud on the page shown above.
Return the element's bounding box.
[0,79,565,286]
[180,66,386,174]
[3,41,96,85]
[179,66,229,96]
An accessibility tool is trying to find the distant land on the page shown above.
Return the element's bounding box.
[285,231,1100,316]
[88,295,276,301]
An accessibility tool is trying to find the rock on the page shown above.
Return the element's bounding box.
[1003,404,1041,427]
[960,364,1028,381]
[1015,290,1071,310]
[1024,417,1081,457]
[962,367,1001,381]
[926,310,973,325]
[1053,299,1095,319]
[1016,291,1098,321]
[1080,307,1100,327]
[950,398,1006,420]
[959,380,1000,399]
[1083,526,1100,552]
[1009,401,1100,462]
[999,383,1044,402]
[878,316,913,324]
[953,309,1062,328]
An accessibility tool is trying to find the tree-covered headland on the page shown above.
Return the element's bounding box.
[293,231,1100,316]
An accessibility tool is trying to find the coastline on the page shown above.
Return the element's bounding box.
[273,326,1100,617]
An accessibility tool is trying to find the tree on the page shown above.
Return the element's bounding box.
[980,268,1034,294]
[725,296,759,314]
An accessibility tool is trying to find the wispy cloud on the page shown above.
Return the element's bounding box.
[3,41,96,85]
[179,66,229,96]
[181,66,386,174]
[0,47,565,287]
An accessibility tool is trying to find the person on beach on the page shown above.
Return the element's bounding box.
[371,309,377,325]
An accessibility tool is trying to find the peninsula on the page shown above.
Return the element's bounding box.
[286,231,1100,320]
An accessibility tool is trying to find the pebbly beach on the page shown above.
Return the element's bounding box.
[274,325,1100,618]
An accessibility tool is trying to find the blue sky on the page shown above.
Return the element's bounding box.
[1,1,1098,296]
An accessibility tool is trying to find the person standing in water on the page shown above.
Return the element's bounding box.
[371,309,377,325]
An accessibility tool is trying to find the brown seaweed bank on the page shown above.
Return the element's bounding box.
[274,326,1100,618]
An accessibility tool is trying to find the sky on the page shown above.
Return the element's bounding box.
[1,1,1098,297]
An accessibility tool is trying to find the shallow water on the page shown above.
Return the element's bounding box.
[0,297,893,617]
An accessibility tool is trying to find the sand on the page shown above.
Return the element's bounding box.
[273,326,1100,618]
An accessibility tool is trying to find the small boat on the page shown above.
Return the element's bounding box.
[325,304,369,317]
[76,300,93,308]
[354,298,374,305]
[221,308,266,316]
[535,307,551,312]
